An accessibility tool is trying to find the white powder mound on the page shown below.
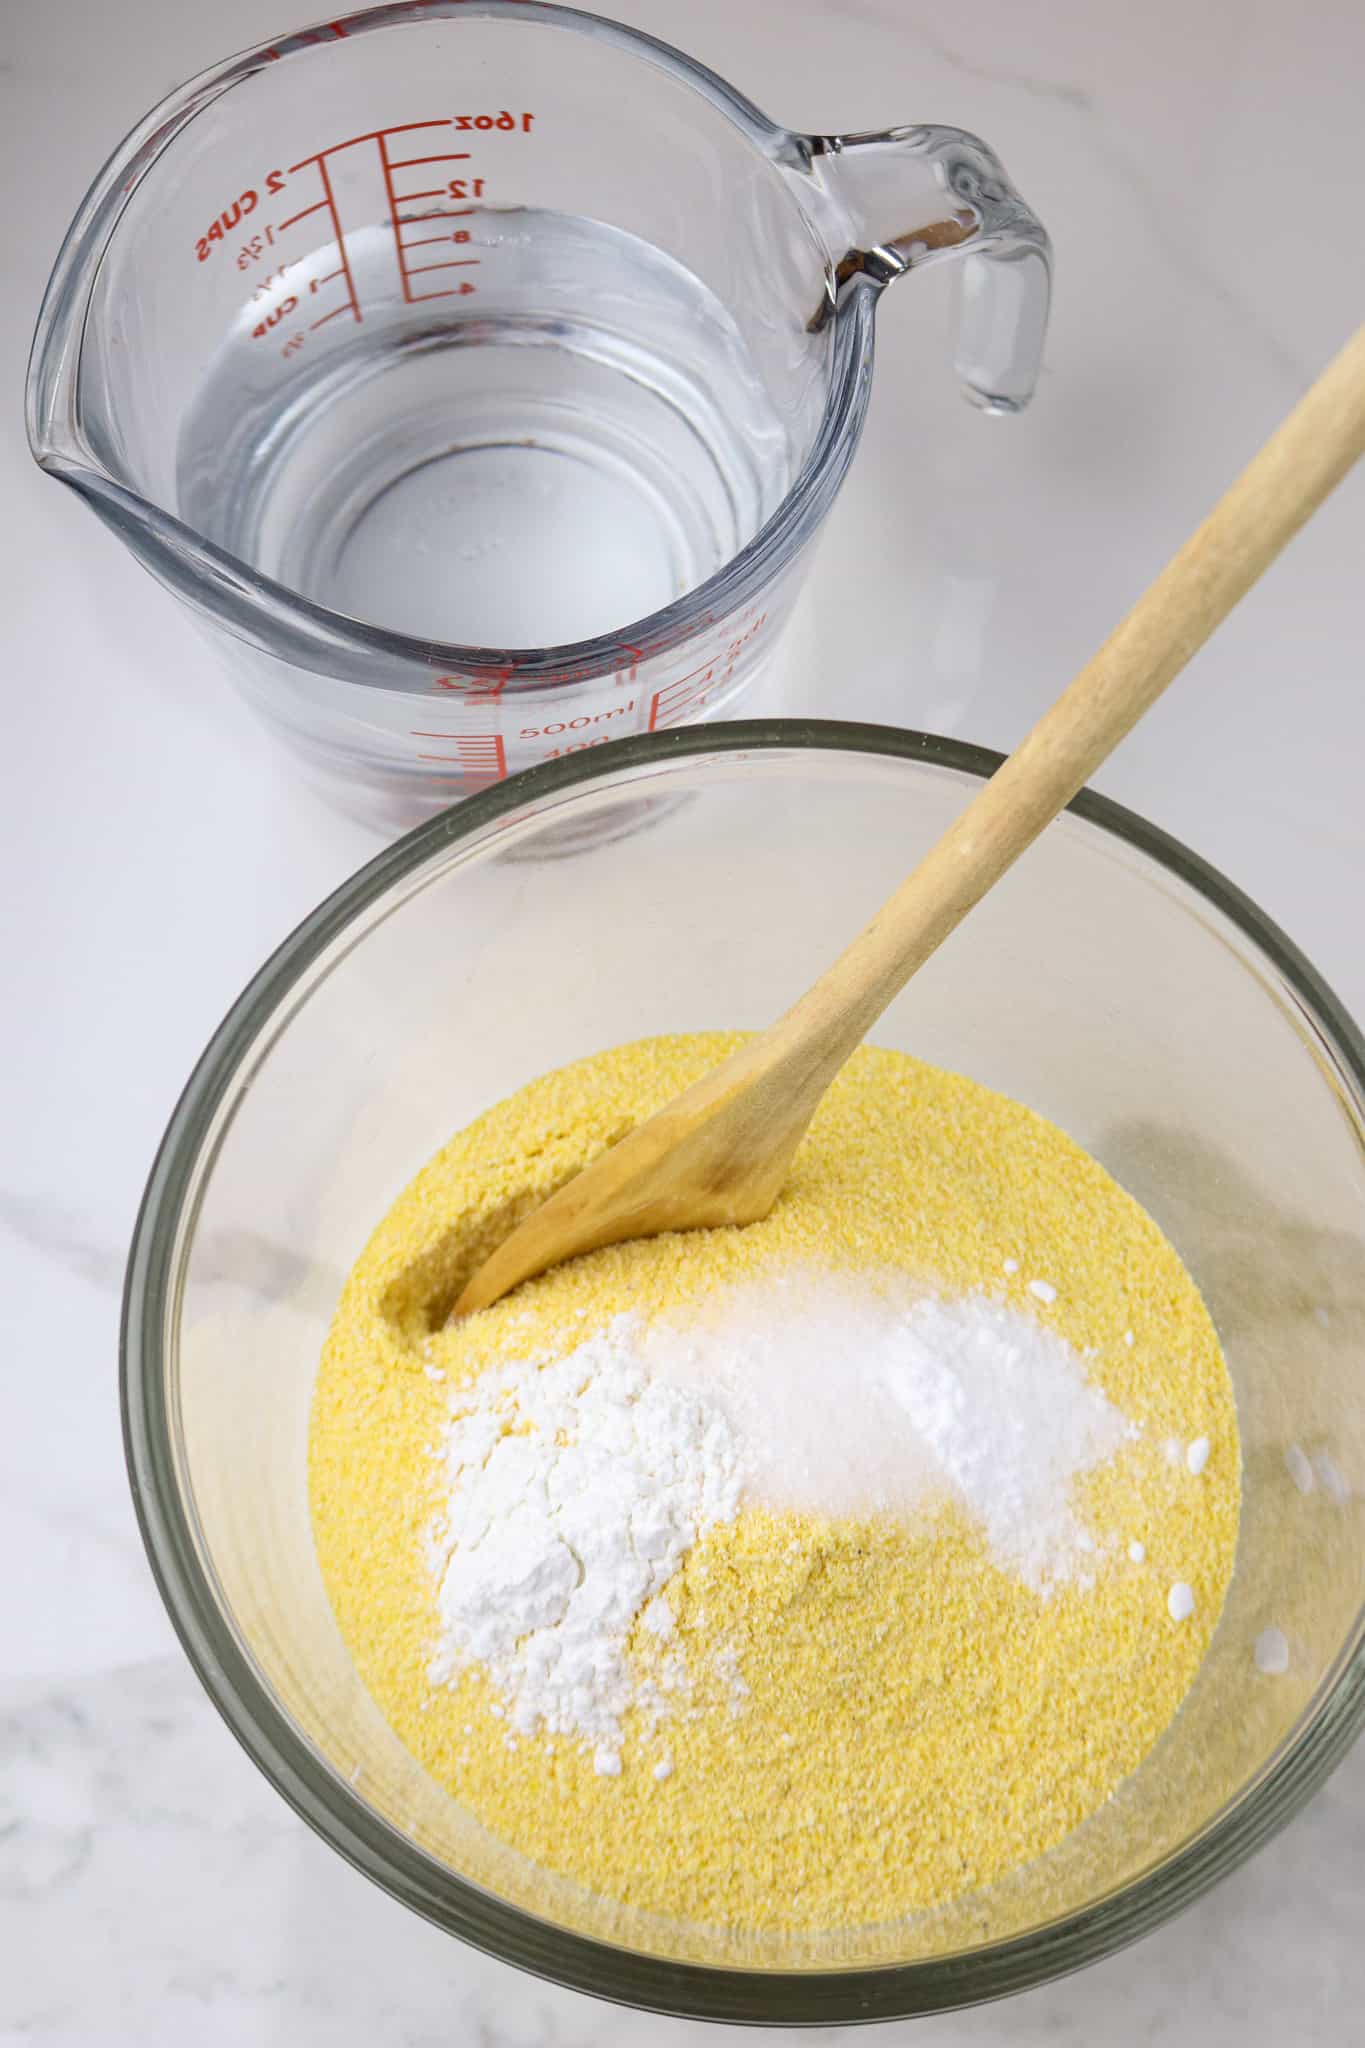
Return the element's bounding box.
[429,1317,745,1770]
[644,1275,940,1516]
[429,1271,1139,1757]
[648,1272,1136,1593]
[878,1293,1135,1589]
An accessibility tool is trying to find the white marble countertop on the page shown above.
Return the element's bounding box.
[5,0,1363,2039]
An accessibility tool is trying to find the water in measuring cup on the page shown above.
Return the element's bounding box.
[178,212,792,649]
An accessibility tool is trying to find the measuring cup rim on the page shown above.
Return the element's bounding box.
[26,0,874,693]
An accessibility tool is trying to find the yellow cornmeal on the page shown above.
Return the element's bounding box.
[309,1035,1240,1931]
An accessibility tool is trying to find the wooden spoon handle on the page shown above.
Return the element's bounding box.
[783,322,1365,1064]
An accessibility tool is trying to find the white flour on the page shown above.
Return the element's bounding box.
[428,1317,745,1772]
[429,1271,1137,1760]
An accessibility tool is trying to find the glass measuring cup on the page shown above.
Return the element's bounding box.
[28,2,1051,829]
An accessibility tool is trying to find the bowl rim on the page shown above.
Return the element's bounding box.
[121,719,1365,2023]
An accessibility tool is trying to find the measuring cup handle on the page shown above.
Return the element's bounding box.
[806,125,1051,414]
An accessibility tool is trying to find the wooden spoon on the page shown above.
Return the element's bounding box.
[455,324,1365,1319]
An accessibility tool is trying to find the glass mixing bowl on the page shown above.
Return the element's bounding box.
[123,723,1365,2023]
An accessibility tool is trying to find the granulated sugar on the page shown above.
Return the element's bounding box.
[647,1273,1135,1591]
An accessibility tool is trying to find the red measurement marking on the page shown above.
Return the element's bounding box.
[414,734,508,779]
[407,258,481,277]
[279,150,363,328]
[282,122,480,322]
[388,151,472,169]
[648,672,719,732]
[431,669,516,699]
[402,231,466,250]
[376,121,480,307]
[313,153,360,327]
[290,120,450,170]
[262,19,348,59]
[314,264,347,285]
[663,653,720,692]
[378,128,417,304]
[276,197,328,231]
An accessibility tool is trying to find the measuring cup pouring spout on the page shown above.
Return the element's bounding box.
[800,125,1050,414]
[26,2,1052,830]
